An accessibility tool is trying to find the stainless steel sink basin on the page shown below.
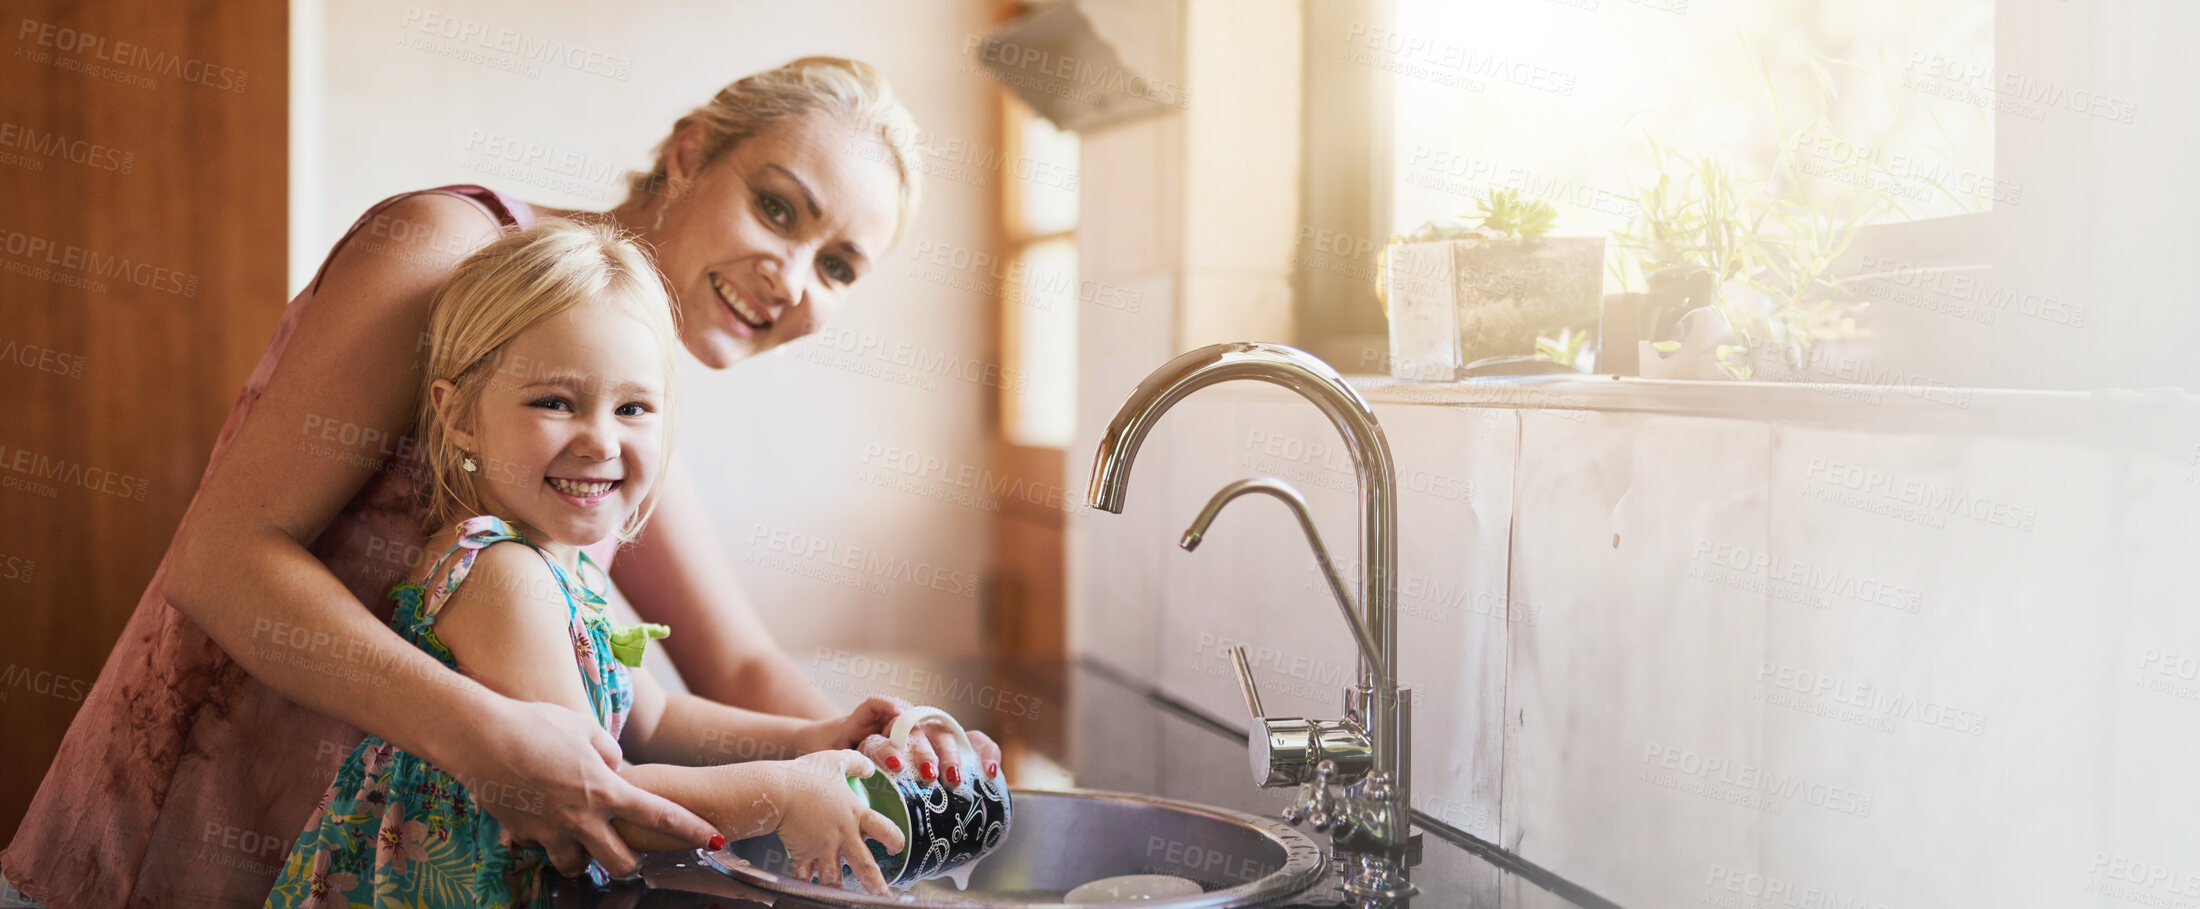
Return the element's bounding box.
[694,788,1326,907]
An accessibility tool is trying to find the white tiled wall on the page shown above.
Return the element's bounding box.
[1068,385,2200,907]
[1504,412,1777,907]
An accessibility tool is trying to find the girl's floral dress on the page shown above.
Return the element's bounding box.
[265,515,669,909]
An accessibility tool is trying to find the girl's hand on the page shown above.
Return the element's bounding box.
[794,696,908,757]
[767,751,905,895]
[446,698,718,877]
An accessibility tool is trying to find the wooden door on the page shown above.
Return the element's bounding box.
[0,0,286,842]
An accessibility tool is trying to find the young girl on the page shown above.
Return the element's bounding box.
[265,219,906,907]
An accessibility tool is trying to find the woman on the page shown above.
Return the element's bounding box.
[0,57,998,909]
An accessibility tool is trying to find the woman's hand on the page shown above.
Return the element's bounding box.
[765,751,905,894]
[442,697,718,877]
[840,701,1006,789]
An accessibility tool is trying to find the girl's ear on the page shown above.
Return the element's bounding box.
[429,378,477,454]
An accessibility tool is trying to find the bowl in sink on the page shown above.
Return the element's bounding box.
[697,788,1326,907]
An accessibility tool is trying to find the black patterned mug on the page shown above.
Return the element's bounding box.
[845,705,1012,886]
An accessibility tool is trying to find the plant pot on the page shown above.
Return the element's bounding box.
[1385,235,1606,381]
[1637,305,1744,380]
[1642,264,1717,344]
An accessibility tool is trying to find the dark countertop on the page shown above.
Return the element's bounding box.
[556,657,1608,908]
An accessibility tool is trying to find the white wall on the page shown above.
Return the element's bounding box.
[296,0,1006,661]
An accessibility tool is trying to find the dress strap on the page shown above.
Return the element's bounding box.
[567,551,612,610]
[417,515,530,622]
[414,515,669,666]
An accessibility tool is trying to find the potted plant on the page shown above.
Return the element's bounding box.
[1610,142,1762,378]
[1736,118,1888,381]
[1611,38,1897,381]
[1380,188,1607,381]
[1610,129,1886,380]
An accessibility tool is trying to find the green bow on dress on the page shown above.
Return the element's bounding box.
[605,622,670,668]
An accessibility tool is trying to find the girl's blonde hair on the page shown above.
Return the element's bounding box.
[625,56,924,245]
[414,218,680,545]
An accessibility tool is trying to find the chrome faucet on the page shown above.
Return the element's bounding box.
[1087,342,1415,899]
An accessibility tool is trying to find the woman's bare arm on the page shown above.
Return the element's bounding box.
[162,193,712,874]
[169,193,489,766]
[610,455,838,718]
[620,658,908,768]
[619,662,808,765]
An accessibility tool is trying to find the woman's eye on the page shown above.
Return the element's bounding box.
[759,193,793,228]
[531,396,572,412]
[821,255,855,285]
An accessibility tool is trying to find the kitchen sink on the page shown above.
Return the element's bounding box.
[692,788,1327,907]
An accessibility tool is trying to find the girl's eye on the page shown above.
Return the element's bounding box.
[759,193,793,228]
[821,255,855,285]
[531,396,572,412]
[615,402,652,417]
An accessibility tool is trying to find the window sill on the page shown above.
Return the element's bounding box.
[1198,373,2200,440]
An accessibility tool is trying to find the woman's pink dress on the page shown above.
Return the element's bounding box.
[1,185,617,909]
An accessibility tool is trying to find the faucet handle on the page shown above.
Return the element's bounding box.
[1236,646,1341,789]
[1228,645,1266,719]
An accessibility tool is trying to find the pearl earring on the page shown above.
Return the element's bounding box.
[462,455,478,473]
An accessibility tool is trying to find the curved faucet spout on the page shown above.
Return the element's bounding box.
[1180,477,1384,678]
[1087,342,1388,514]
[1086,341,1396,690]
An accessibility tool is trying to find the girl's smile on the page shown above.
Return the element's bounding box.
[547,471,620,499]
[546,475,622,505]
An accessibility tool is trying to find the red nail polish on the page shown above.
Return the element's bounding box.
[986,761,1000,778]
[883,753,904,773]
[918,761,937,782]
[944,764,962,786]
[707,834,725,851]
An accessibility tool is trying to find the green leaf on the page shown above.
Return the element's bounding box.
[1715,344,1755,379]
[1474,187,1560,238]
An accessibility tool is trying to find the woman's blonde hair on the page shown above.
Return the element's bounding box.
[414,218,681,545]
[625,56,924,245]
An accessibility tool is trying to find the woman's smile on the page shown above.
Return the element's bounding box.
[708,270,773,332]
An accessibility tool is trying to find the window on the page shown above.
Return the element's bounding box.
[1381,0,1997,282]
[998,94,1081,448]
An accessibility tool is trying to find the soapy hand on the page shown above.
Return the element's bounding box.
[768,750,904,895]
